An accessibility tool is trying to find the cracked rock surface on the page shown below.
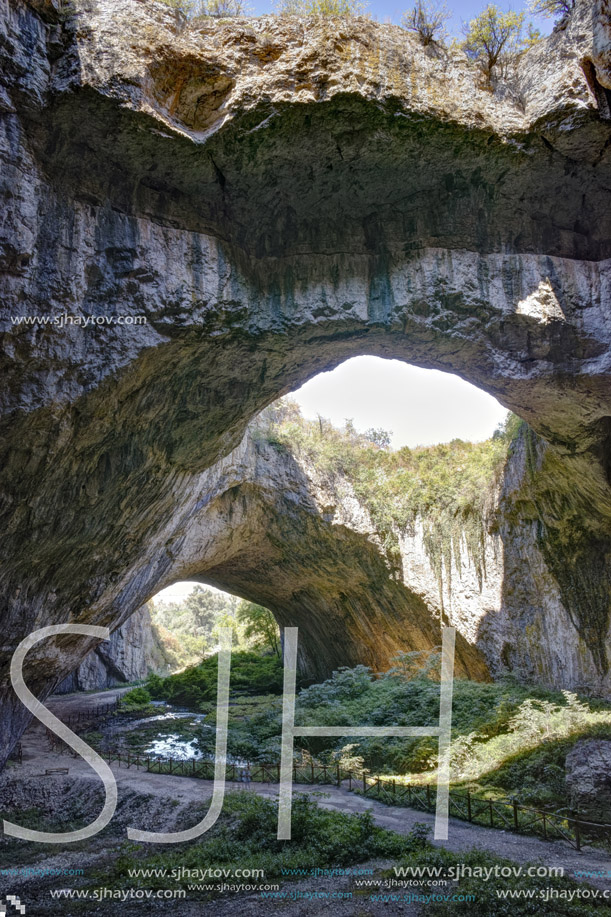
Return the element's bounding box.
[1,0,611,763]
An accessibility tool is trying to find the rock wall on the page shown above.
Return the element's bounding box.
[54,605,169,693]
[166,420,610,698]
[565,739,611,822]
[0,0,610,763]
[399,427,611,697]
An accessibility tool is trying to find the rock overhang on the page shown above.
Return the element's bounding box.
[1,0,611,763]
[16,0,611,263]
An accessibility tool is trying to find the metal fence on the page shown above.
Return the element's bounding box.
[357,774,609,851]
[44,735,611,851]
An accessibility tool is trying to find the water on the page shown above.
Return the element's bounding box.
[146,733,203,760]
[100,706,247,765]
[100,707,210,758]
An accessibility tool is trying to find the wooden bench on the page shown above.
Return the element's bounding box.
[44,767,69,775]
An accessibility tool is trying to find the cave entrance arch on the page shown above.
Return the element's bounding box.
[137,358,512,685]
[3,0,611,766]
[4,267,611,765]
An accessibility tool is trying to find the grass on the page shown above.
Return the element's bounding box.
[3,792,607,915]
[146,650,285,708]
[104,791,405,889]
[83,796,611,915]
[139,650,611,814]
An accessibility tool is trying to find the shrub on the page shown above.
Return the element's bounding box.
[402,0,450,47]
[147,651,285,709]
[120,687,153,711]
[276,0,367,17]
[462,4,526,84]
[528,0,574,22]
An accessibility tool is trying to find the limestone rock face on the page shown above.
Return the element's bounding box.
[124,429,489,683]
[0,0,611,764]
[399,427,611,697]
[565,739,611,822]
[55,606,169,693]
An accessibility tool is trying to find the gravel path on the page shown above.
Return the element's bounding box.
[10,691,608,893]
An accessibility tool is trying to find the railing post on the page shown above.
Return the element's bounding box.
[426,784,431,809]
[489,800,494,828]
[467,790,472,823]
[542,812,547,839]
[574,816,581,851]
[337,764,341,787]
[363,773,367,793]
[513,800,519,831]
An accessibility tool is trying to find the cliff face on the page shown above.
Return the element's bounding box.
[55,606,169,693]
[58,419,611,700]
[0,0,610,763]
[399,428,611,697]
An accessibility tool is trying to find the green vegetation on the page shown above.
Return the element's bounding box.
[147,648,611,808]
[462,5,529,83]
[292,657,611,807]
[119,686,155,713]
[276,0,367,15]
[3,794,608,914]
[237,602,281,656]
[461,4,542,84]
[152,0,566,38]
[150,587,281,671]
[93,796,609,915]
[260,400,521,588]
[402,0,450,46]
[199,693,284,761]
[112,792,403,886]
[146,650,285,708]
[528,0,574,21]
[150,585,241,669]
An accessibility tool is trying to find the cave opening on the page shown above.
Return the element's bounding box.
[92,356,508,693]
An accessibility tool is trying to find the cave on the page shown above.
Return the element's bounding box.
[1,0,611,767]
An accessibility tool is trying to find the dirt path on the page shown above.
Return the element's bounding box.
[9,691,607,893]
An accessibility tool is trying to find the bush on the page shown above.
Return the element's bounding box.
[146,651,285,709]
[120,687,153,711]
[276,0,367,16]
[402,0,450,47]
[462,4,526,84]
